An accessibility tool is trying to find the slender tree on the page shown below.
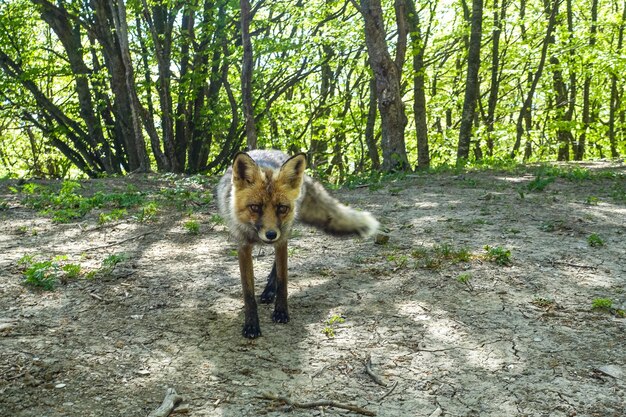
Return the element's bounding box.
[457,0,483,163]
[241,0,257,150]
[406,0,434,169]
[511,0,559,159]
[358,0,410,171]
[609,0,625,158]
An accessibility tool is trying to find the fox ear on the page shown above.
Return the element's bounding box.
[232,152,260,187]
[277,153,307,190]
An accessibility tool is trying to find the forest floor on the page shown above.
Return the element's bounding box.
[0,162,625,417]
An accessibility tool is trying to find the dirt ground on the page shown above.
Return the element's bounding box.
[1,163,625,417]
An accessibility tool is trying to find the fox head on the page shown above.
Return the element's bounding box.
[231,152,307,244]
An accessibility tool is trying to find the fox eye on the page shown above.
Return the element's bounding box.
[249,204,262,213]
[277,205,290,215]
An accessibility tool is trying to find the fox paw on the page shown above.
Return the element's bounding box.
[272,310,289,324]
[242,323,262,339]
[260,287,276,303]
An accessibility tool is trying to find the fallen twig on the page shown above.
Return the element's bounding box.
[89,292,104,301]
[549,260,599,270]
[259,392,376,416]
[88,231,154,251]
[365,354,387,386]
[148,387,183,417]
[377,381,398,401]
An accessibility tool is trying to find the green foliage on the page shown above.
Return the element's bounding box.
[159,178,212,211]
[457,273,474,291]
[184,219,200,234]
[98,208,127,225]
[18,254,82,290]
[322,314,345,338]
[19,181,146,223]
[532,297,556,308]
[410,243,472,270]
[587,233,605,247]
[591,298,612,310]
[102,253,127,269]
[1,0,626,176]
[210,214,225,225]
[483,245,512,266]
[526,175,555,192]
[136,202,159,223]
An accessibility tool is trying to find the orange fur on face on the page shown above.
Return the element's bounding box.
[232,153,306,243]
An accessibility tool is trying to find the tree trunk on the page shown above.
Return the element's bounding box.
[109,0,150,172]
[511,0,559,159]
[309,43,334,169]
[405,0,431,169]
[139,0,181,171]
[609,0,625,159]
[136,17,170,172]
[33,0,118,174]
[359,0,410,172]
[485,0,506,157]
[240,0,257,150]
[550,0,575,161]
[457,0,483,163]
[90,0,150,172]
[364,78,381,170]
[577,0,597,160]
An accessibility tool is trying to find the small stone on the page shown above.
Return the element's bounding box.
[375,233,389,245]
[55,383,67,389]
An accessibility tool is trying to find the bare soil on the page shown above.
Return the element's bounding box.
[1,163,625,417]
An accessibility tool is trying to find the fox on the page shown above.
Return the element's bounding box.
[216,149,379,338]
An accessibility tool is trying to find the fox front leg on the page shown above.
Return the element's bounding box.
[238,244,261,338]
[272,241,289,323]
[260,261,277,303]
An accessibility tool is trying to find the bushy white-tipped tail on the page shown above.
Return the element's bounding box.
[297,178,379,238]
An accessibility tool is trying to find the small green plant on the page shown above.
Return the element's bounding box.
[457,273,474,291]
[322,314,345,338]
[410,247,429,259]
[18,254,35,266]
[61,263,82,279]
[587,233,604,247]
[19,255,82,290]
[210,214,225,225]
[610,183,626,201]
[585,196,599,206]
[526,175,555,192]
[102,253,127,270]
[184,219,200,234]
[531,297,556,308]
[591,298,613,310]
[484,245,512,266]
[322,326,336,338]
[23,260,58,290]
[98,208,127,225]
[386,253,408,269]
[137,202,159,223]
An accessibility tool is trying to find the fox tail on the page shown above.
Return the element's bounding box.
[298,179,379,238]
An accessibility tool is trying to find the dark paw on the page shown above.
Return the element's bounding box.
[242,323,262,339]
[272,309,289,324]
[260,287,276,303]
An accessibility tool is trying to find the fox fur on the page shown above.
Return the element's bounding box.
[217,149,379,338]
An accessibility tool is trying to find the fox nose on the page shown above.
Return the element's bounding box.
[265,230,278,241]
